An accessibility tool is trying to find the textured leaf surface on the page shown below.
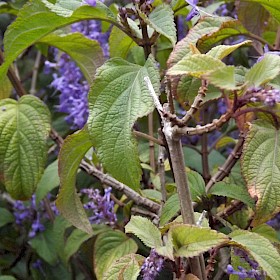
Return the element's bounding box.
[36,160,59,203]
[56,128,93,234]
[209,182,255,208]
[39,32,104,83]
[252,224,280,244]
[230,230,280,280]
[88,57,159,190]
[140,4,176,46]
[167,54,225,78]
[94,230,138,280]
[167,17,232,67]
[206,40,251,60]
[103,254,144,280]
[241,120,280,225]
[170,224,229,258]
[109,26,137,58]
[245,54,280,87]
[187,170,206,201]
[0,76,12,100]
[0,96,50,199]
[0,0,116,81]
[125,216,162,248]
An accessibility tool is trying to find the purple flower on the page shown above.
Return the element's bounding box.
[83,0,96,6]
[81,187,117,225]
[257,44,280,62]
[186,0,199,21]
[141,249,164,280]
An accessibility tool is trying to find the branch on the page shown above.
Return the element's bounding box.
[133,130,164,146]
[30,51,41,95]
[205,133,245,193]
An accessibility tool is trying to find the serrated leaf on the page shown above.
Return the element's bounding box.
[167,16,233,67]
[208,182,255,208]
[125,216,162,248]
[197,20,248,52]
[103,254,144,280]
[170,224,229,258]
[0,207,14,227]
[246,0,280,24]
[94,230,138,280]
[187,170,206,201]
[0,96,50,200]
[141,189,162,203]
[245,54,280,87]
[206,40,252,60]
[241,120,280,225]
[88,57,160,190]
[39,32,104,83]
[252,224,280,244]
[139,4,176,47]
[167,54,225,78]
[230,229,280,280]
[0,0,116,82]
[56,128,93,234]
[160,193,180,226]
[36,160,59,203]
[109,26,137,58]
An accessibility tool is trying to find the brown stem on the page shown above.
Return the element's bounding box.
[158,142,167,203]
[30,51,41,95]
[244,32,275,50]
[206,133,245,193]
[274,26,280,50]
[148,113,156,171]
[133,130,164,146]
[201,108,210,182]
[43,197,55,222]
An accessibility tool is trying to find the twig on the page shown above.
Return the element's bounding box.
[158,137,167,203]
[201,108,210,182]
[216,200,244,219]
[131,206,159,220]
[133,130,164,146]
[274,26,280,50]
[80,160,160,213]
[206,133,245,193]
[30,51,41,95]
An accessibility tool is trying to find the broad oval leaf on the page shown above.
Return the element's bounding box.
[0,207,14,227]
[0,0,117,81]
[125,215,163,248]
[167,54,225,78]
[170,224,229,258]
[0,96,50,199]
[230,229,280,280]
[160,193,180,226]
[241,120,280,225]
[39,32,105,83]
[245,54,280,87]
[56,128,93,234]
[94,230,138,280]
[87,57,160,190]
[139,4,176,47]
[103,254,144,280]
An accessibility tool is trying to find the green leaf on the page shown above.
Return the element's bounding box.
[215,136,236,149]
[56,128,93,234]
[252,224,280,244]
[187,170,206,202]
[245,54,280,87]
[88,57,160,190]
[206,40,252,60]
[125,216,163,248]
[230,229,280,280]
[167,17,233,67]
[0,277,17,280]
[208,182,255,208]
[167,54,225,78]
[141,189,162,203]
[0,96,50,199]
[39,32,104,83]
[241,120,280,225]
[0,207,14,227]
[197,20,249,52]
[29,216,70,265]
[36,160,59,203]
[109,26,137,58]
[0,2,18,15]
[94,230,138,280]
[160,193,180,226]
[170,224,229,258]
[103,254,144,280]
[139,4,176,47]
[246,0,280,24]
[0,76,12,100]
[0,0,117,81]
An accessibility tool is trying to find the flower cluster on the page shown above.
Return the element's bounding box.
[47,3,110,129]
[247,87,280,107]
[12,194,58,238]
[140,249,164,280]
[81,187,117,225]
[227,248,265,279]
